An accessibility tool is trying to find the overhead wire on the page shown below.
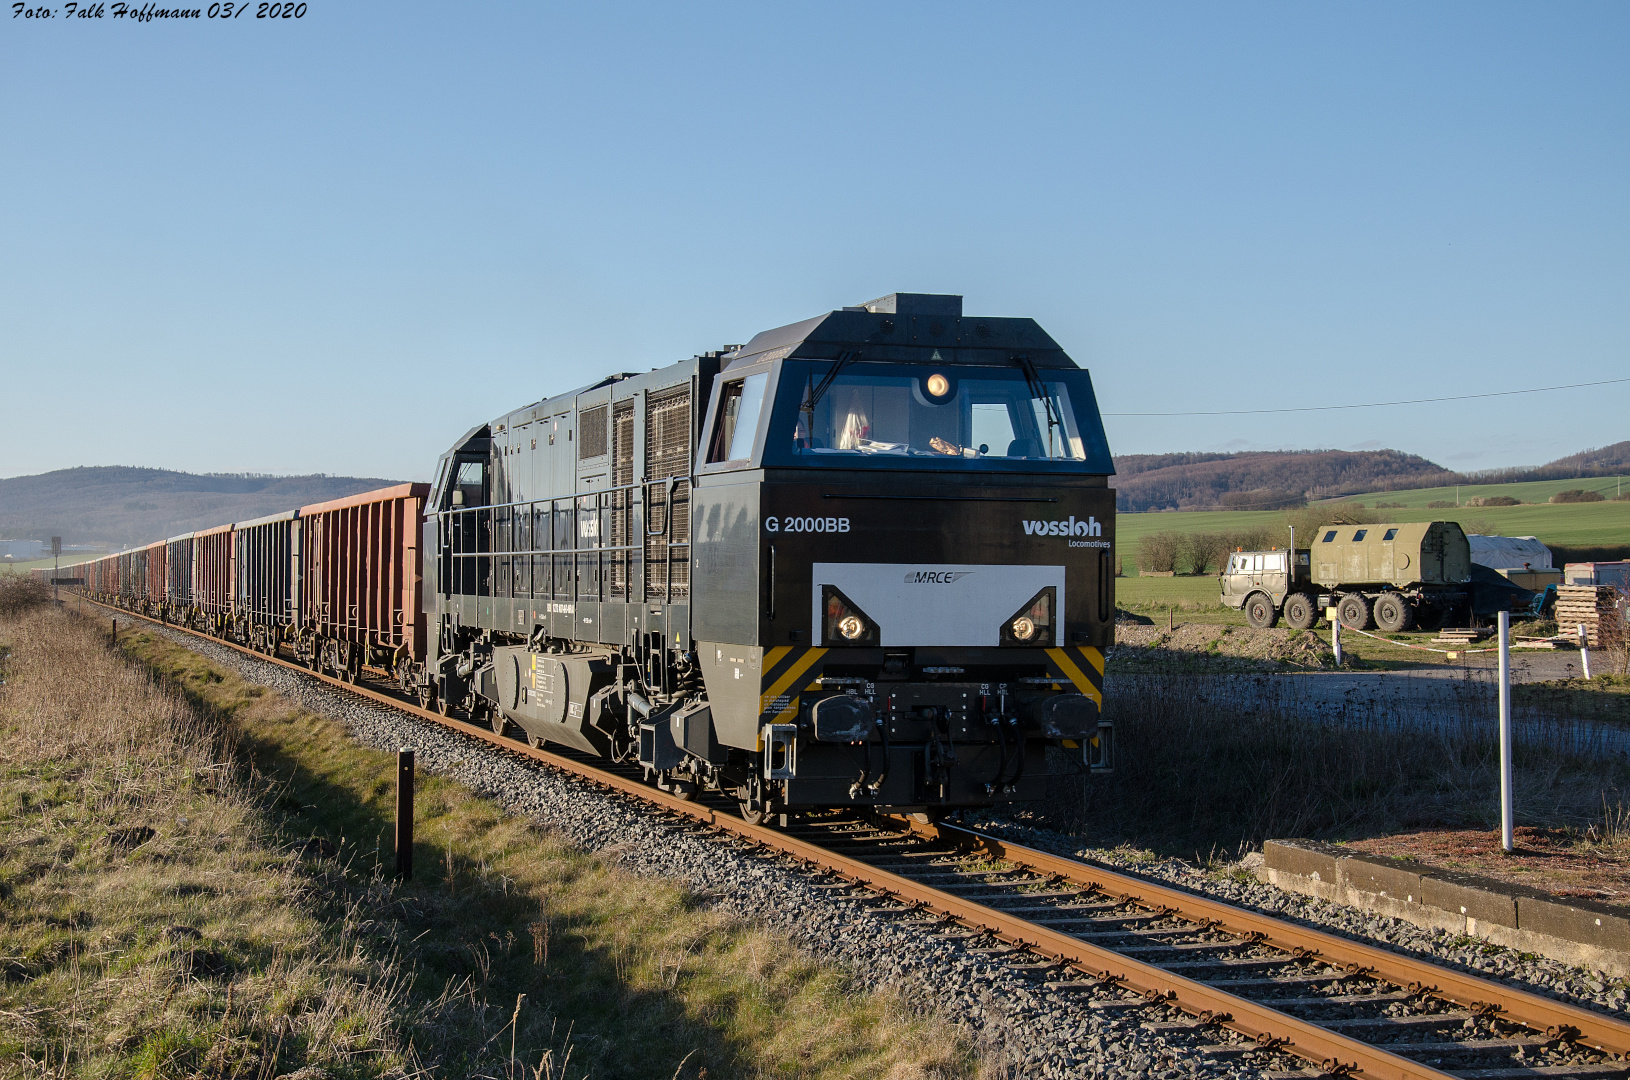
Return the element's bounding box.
[1103,376,1630,417]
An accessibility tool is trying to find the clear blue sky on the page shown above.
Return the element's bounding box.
[3,1,1626,482]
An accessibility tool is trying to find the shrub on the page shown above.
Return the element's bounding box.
[1615,491,1630,501]
[1468,495,1521,507]
[0,575,51,618]
[1427,500,1455,508]
[1138,531,1182,573]
[1373,501,1404,508]
[1551,489,1605,504]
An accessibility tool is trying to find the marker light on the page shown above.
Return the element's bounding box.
[1010,615,1037,641]
[925,373,950,398]
[838,615,866,640]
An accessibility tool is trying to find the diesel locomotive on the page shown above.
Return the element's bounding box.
[422,293,1117,822]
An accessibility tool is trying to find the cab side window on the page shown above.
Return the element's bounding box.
[709,371,769,462]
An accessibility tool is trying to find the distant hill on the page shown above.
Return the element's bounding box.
[0,467,408,550]
[1110,440,1630,513]
[1111,449,1454,512]
[1463,441,1630,485]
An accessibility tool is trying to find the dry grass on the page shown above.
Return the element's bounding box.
[0,608,415,1078]
[100,621,980,1080]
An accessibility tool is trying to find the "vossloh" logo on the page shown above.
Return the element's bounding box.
[1021,516,1102,537]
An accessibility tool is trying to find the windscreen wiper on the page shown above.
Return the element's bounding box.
[801,349,859,426]
[1013,352,1063,456]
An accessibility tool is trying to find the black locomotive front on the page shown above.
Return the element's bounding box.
[424,293,1116,823]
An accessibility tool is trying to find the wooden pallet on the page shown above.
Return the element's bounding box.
[1555,585,1624,647]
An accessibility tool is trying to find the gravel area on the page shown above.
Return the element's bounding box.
[139,625,1289,1080]
[969,813,1630,1020]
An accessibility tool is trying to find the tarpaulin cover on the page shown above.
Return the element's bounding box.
[1467,534,1553,570]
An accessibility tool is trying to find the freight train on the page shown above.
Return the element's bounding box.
[58,293,1118,823]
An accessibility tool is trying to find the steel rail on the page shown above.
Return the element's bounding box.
[881,815,1630,1060]
[83,596,1629,1080]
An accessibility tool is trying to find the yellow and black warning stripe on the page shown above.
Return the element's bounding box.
[1044,645,1105,707]
[759,645,829,725]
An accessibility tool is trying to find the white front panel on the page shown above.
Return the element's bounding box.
[811,562,1065,647]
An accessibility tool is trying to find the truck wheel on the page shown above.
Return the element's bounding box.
[1283,593,1317,630]
[1336,594,1374,631]
[1373,594,1415,632]
[1244,592,1279,628]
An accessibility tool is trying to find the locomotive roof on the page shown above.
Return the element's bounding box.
[723,293,1077,370]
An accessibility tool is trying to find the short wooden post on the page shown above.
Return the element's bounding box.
[395,749,415,880]
[111,617,117,647]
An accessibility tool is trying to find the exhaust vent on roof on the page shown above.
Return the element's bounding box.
[860,293,963,318]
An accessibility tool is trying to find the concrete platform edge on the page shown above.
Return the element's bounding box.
[1260,839,1630,979]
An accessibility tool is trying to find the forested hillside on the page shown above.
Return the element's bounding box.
[1110,442,1629,512]
[1110,450,1453,511]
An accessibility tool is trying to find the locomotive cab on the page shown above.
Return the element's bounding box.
[690,294,1116,816]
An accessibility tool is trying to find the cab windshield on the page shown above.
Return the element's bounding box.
[791,368,1090,462]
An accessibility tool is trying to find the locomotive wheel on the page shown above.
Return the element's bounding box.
[1336,594,1374,631]
[1373,594,1415,633]
[1282,592,1318,630]
[737,801,768,825]
[528,733,547,750]
[490,710,510,737]
[1243,592,1278,629]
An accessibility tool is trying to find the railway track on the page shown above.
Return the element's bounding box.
[91,598,1630,1080]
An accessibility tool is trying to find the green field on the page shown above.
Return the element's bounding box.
[1340,474,1628,508]
[1116,497,1627,554]
[0,555,104,575]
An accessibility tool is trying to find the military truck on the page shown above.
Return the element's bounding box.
[1220,521,1472,632]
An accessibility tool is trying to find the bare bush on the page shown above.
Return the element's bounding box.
[1551,489,1605,504]
[1467,495,1521,507]
[1138,531,1183,573]
[1599,592,1630,678]
[0,575,51,618]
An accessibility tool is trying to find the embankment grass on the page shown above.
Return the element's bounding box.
[0,607,977,1079]
[0,607,414,1078]
[115,622,979,1080]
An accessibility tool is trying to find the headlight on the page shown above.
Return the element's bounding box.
[838,614,865,640]
[925,372,950,398]
[1010,615,1037,641]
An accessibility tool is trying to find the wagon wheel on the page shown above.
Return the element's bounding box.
[490,710,511,737]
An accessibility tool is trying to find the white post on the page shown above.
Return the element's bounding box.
[1332,615,1343,665]
[1499,610,1514,853]
[1579,623,1592,679]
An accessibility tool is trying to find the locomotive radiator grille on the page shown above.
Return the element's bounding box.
[610,401,635,597]
[644,386,691,600]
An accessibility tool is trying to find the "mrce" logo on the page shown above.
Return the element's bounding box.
[1022,516,1103,537]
